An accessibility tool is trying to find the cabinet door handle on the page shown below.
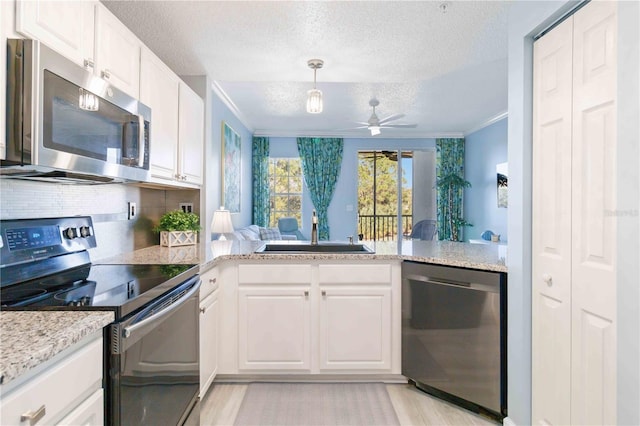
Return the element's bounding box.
[102,69,111,79]
[21,405,46,425]
[200,307,206,314]
[542,274,553,286]
[321,290,326,296]
[304,290,309,297]
[83,58,94,69]
[210,278,217,284]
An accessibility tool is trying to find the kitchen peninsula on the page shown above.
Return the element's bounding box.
[102,239,507,394]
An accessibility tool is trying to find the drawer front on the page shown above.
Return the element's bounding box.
[238,264,312,284]
[1,337,103,425]
[57,388,104,426]
[200,268,219,300]
[319,264,392,284]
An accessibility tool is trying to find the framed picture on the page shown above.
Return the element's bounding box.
[496,162,508,208]
[222,121,241,213]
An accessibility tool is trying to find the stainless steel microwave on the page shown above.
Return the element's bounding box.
[3,39,151,183]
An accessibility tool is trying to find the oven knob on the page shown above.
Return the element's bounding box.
[63,227,78,239]
[79,226,92,237]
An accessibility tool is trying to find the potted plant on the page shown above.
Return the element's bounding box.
[436,173,473,241]
[153,210,201,247]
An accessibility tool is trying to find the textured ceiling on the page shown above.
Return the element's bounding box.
[102,0,511,138]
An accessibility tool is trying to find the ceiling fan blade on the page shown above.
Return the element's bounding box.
[381,123,417,128]
[378,113,405,124]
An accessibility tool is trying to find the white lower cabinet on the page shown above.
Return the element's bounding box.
[319,287,391,371]
[0,336,104,425]
[57,388,104,426]
[200,267,219,397]
[222,261,400,376]
[238,286,311,370]
[200,289,220,396]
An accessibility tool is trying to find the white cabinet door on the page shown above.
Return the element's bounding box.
[531,16,573,426]
[571,2,617,424]
[57,388,103,426]
[140,47,180,182]
[318,287,391,371]
[238,287,311,370]
[200,290,219,397]
[94,3,140,98]
[16,0,95,68]
[178,82,204,185]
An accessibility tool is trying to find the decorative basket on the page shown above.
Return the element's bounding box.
[160,231,198,247]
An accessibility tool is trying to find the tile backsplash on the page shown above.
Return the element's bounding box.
[1,179,199,260]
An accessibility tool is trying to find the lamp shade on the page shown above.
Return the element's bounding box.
[306,89,323,114]
[211,207,234,239]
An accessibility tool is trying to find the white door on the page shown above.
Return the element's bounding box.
[178,83,204,185]
[140,48,180,182]
[200,290,219,397]
[16,0,95,68]
[318,287,391,371]
[571,2,617,424]
[531,16,574,426]
[94,4,140,98]
[238,287,311,370]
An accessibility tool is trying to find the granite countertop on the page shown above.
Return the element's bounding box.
[0,311,114,386]
[98,240,507,273]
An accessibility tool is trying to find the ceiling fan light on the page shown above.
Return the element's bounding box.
[307,89,323,114]
[370,126,381,136]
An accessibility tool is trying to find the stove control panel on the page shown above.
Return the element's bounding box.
[0,216,97,268]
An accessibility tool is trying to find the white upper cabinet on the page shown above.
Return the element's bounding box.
[140,47,180,181]
[94,4,141,98]
[16,1,141,98]
[16,0,95,68]
[178,82,204,185]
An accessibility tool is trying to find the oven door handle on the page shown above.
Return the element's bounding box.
[123,278,201,339]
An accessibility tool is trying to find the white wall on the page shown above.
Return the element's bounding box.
[508,1,640,424]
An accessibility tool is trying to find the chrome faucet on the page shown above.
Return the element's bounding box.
[311,210,318,245]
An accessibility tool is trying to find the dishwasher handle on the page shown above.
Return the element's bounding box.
[403,273,499,293]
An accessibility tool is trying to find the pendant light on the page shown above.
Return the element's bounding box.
[306,59,324,114]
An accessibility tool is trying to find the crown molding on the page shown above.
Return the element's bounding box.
[210,81,255,132]
[464,111,508,136]
[253,129,465,139]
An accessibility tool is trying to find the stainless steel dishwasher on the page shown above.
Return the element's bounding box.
[401,261,507,420]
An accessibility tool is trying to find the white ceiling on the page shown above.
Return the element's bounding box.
[102,1,511,138]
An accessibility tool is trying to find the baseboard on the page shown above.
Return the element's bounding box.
[214,373,407,383]
[503,416,517,426]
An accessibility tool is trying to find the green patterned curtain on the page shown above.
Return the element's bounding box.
[436,138,469,241]
[251,136,270,227]
[296,138,344,240]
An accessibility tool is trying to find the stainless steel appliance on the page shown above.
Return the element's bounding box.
[401,261,507,420]
[0,216,200,425]
[3,39,151,183]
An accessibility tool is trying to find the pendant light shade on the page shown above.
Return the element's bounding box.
[306,59,324,114]
[306,88,323,114]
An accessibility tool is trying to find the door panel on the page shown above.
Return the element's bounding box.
[532,15,573,425]
[571,2,617,424]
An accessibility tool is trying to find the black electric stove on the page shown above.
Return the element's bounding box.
[0,216,201,426]
[0,216,197,319]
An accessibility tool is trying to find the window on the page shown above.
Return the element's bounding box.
[269,158,303,227]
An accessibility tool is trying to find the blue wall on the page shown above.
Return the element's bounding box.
[211,92,254,229]
[464,118,508,242]
[269,137,436,240]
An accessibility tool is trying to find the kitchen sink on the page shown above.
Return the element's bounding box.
[255,242,374,254]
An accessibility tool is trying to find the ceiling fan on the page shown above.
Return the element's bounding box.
[354,99,417,136]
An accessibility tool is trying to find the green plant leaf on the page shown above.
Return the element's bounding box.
[153,210,201,232]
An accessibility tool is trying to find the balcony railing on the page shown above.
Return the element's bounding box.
[358,214,413,241]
